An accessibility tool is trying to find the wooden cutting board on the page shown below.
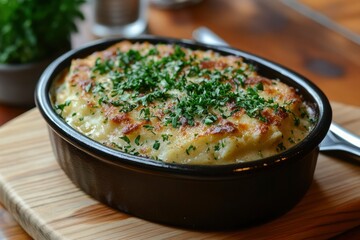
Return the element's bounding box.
[0,102,359,240]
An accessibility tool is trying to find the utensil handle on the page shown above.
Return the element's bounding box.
[192,27,229,46]
[328,123,360,158]
[330,122,360,149]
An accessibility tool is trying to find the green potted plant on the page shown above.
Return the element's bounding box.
[0,0,85,106]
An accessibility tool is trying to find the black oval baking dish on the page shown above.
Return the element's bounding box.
[35,36,332,230]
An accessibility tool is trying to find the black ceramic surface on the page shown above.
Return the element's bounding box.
[36,36,332,229]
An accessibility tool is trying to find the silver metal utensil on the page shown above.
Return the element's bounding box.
[192,27,360,163]
[319,122,360,162]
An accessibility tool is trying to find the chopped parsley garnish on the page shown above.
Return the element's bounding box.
[119,135,131,145]
[92,58,114,75]
[54,42,315,164]
[214,141,225,151]
[55,43,306,132]
[153,140,160,150]
[161,134,172,142]
[82,44,301,128]
[186,145,196,155]
[54,100,71,115]
[143,124,154,130]
[276,142,286,152]
[143,124,156,135]
[135,135,141,145]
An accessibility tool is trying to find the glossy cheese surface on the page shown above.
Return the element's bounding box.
[53,41,315,165]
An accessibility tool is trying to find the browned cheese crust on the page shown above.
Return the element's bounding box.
[54,41,316,165]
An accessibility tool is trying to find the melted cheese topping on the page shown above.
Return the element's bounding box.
[53,41,316,165]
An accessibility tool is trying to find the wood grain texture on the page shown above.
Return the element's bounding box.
[0,102,359,240]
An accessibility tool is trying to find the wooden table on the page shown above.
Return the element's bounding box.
[0,0,359,239]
